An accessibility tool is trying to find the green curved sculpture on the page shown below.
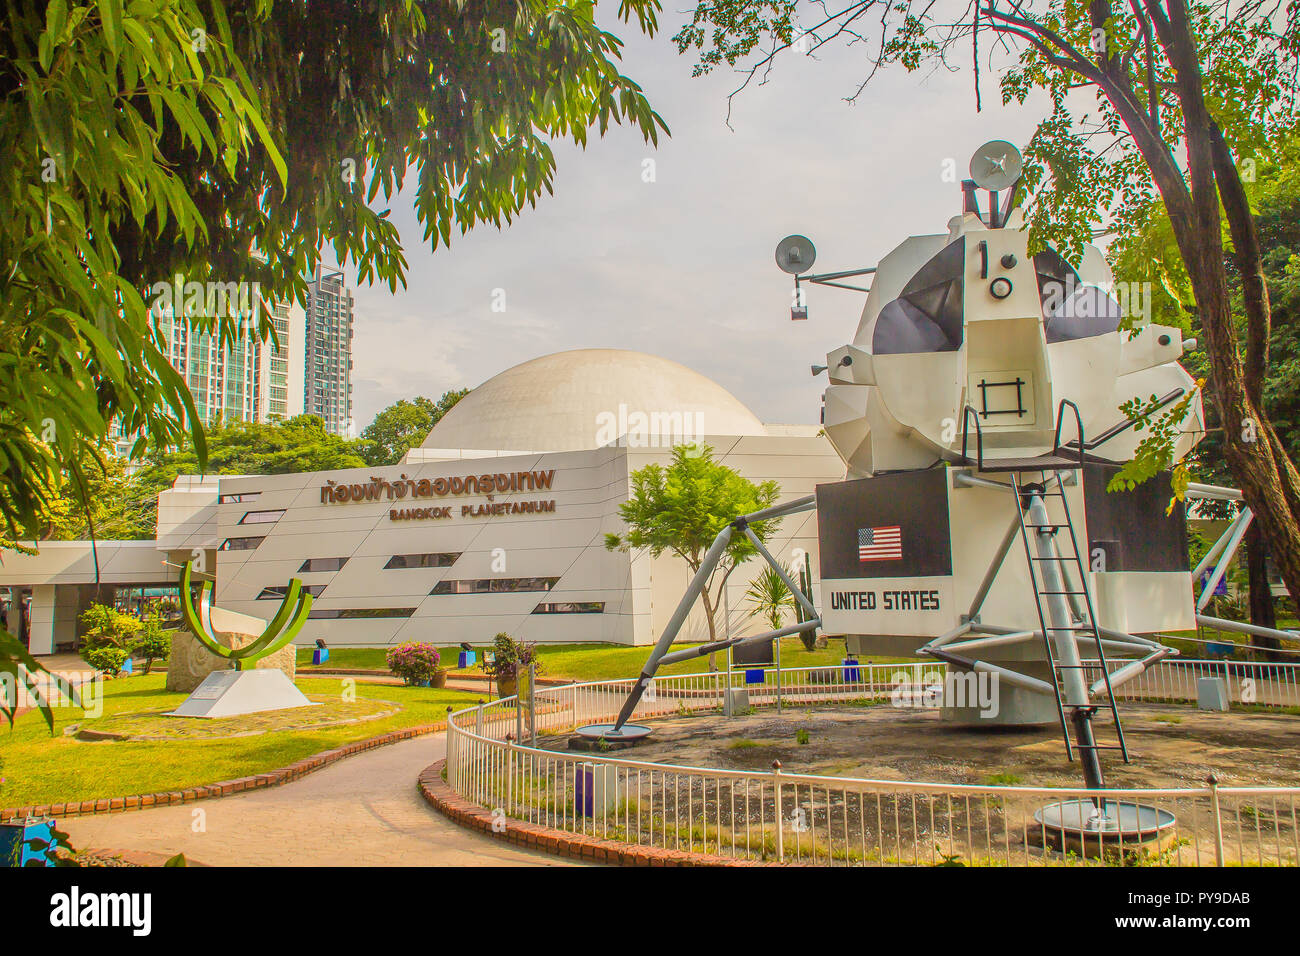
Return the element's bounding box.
[179,561,313,670]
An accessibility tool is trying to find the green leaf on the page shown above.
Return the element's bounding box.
[97,0,124,57]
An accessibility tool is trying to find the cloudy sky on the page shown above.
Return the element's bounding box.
[342,11,1050,433]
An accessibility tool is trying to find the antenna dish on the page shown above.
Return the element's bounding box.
[969,141,1023,191]
[775,235,816,275]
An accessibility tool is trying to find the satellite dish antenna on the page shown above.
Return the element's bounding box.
[969,141,1024,191]
[775,235,816,275]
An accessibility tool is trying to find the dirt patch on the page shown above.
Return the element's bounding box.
[70,696,401,741]
[542,702,1300,790]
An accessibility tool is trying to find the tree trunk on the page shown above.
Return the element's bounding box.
[1245,521,1284,661]
[700,588,719,672]
[1150,0,1300,619]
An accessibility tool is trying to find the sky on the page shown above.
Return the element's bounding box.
[341,11,1050,433]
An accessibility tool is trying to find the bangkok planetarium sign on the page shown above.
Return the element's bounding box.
[319,469,557,522]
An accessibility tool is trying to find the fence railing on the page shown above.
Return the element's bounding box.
[444,661,1300,866]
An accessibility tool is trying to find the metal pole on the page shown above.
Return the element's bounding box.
[724,585,733,717]
[611,523,735,731]
[776,626,783,714]
[1197,508,1253,611]
[515,672,524,743]
[773,761,784,862]
[967,512,1028,622]
[1028,493,1106,795]
[528,660,537,746]
[1208,773,1225,866]
[740,525,817,621]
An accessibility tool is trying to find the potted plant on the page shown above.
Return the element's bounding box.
[482,632,540,698]
[386,642,446,687]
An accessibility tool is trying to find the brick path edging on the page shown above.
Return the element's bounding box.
[0,721,448,824]
[417,759,774,867]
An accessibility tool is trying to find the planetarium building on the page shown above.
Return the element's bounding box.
[2,350,844,654]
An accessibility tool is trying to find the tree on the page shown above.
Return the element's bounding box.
[112,415,370,535]
[78,603,142,650]
[360,390,469,466]
[745,564,800,645]
[605,443,781,668]
[1113,131,1300,651]
[35,445,157,541]
[134,610,172,675]
[2,0,667,709]
[0,0,667,540]
[674,0,1300,609]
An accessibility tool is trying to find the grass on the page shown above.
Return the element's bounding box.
[983,772,1024,786]
[0,675,481,810]
[298,636,915,683]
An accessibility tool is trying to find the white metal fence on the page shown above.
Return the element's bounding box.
[445,661,1300,866]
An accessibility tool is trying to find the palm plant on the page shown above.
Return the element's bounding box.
[744,566,800,646]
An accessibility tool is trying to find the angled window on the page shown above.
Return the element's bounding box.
[430,577,559,595]
[220,492,261,504]
[1034,249,1122,342]
[298,557,348,573]
[257,584,327,600]
[532,602,605,614]
[308,607,416,620]
[220,536,264,551]
[872,238,966,355]
[384,553,461,570]
[240,509,286,525]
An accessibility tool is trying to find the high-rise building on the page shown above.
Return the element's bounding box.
[303,265,354,437]
[109,288,305,458]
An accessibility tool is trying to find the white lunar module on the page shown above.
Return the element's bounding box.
[612,143,1263,830]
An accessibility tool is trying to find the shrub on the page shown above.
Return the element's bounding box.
[482,632,541,680]
[82,646,130,678]
[78,603,141,650]
[386,642,443,685]
[134,611,172,675]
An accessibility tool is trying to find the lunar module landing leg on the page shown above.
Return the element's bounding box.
[1012,472,1128,792]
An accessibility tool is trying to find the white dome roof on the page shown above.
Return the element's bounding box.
[421,349,767,452]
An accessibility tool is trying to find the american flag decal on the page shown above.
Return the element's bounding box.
[858,525,902,562]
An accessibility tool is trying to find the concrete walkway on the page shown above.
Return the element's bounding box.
[61,734,576,866]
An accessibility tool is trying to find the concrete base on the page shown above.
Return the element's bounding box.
[1197,676,1230,712]
[723,686,750,714]
[166,619,295,694]
[169,669,316,719]
[939,663,1059,726]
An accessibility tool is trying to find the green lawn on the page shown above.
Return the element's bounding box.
[298,636,915,682]
[0,676,480,810]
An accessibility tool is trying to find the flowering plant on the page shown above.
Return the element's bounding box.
[386,642,443,685]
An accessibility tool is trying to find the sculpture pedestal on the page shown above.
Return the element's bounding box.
[166,621,296,694]
[169,669,317,719]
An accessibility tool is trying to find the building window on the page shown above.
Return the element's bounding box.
[430,577,559,595]
[385,553,461,570]
[257,585,327,600]
[307,607,416,620]
[532,602,605,614]
[220,492,261,504]
[220,536,264,551]
[240,509,286,524]
[298,557,348,573]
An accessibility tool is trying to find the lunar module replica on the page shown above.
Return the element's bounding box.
[600,141,1274,841]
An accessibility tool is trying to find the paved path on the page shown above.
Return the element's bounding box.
[62,734,575,866]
